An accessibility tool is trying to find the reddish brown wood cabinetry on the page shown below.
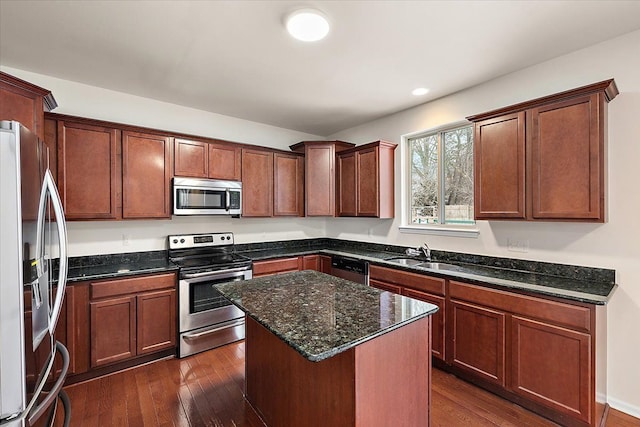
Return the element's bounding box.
[174,138,242,180]
[88,273,177,368]
[290,140,355,216]
[468,79,617,222]
[274,152,304,216]
[369,265,446,361]
[319,255,332,274]
[242,148,274,217]
[336,141,396,218]
[57,120,121,220]
[0,71,56,139]
[122,131,172,219]
[253,257,302,277]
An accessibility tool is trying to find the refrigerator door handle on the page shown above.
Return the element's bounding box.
[43,169,68,336]
[27,341,70,426]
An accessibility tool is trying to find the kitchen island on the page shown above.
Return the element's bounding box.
[216,270,439,427]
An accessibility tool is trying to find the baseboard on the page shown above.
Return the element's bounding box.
[608,396,640,419]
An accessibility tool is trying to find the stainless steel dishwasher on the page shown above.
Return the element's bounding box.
[330,255,369,285]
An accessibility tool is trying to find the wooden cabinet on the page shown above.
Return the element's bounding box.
[369,265,446,361]
[449,299,506,386]
[89,273,176,368]
[0,71,56,139]
[448,279,597,426]
[336,141,397,218]
[242,148,274,217]
[468,79,618,222]
[253,257,302,277]
[319,255,332,274]
[57,120,121,220]
[174,138,208,177]
[174,138,242,180]
[290,140,355,216]
[274,152,304,216]
[122,131,172,218]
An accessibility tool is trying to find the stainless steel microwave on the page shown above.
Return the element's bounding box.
[173,177,242,216]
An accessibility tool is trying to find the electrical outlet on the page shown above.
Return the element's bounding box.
[507,238,529,253]
[122,234,131,246]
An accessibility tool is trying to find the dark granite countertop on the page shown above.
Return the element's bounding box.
[64,250,178,283]
[236,239,617,305]
[216,270,439,362]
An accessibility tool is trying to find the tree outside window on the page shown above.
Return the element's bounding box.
[409,125,474,225]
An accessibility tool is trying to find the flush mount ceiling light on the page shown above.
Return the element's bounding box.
[412,88,430,96]
[285,9,330,42]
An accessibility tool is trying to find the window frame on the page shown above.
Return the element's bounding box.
[400,121,479,238]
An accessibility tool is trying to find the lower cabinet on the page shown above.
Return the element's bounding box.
[88,273,176,369]
[253,255,331,277]
[449,299,506,387]
[369,265,446,361]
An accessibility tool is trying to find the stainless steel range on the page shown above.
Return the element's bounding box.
[168,232,252,358]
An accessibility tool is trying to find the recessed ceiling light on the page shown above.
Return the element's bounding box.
[286,9,330,42]
[412,88,430,96]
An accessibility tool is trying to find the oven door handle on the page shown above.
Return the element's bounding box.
[183,319,245,340]
[182,267,250,279]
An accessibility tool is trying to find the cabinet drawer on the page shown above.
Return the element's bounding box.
[370,265,445,296]
[253,257,301,276]
[449,280,591,332]
[90,273,176,300]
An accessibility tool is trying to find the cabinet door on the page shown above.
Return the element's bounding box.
[274,153,304,216]
[473,112,525,219]
[356,146,380,217]
[57,121,121,219]
[44,118,57,181]
[319,256,332,274]
[242,149,274,217]
[403,288,445,361]
[336,151,357,216]
[137,289,176,355]
[253,257,301,277]
[174,138,208,177]
[0,72,53,139]
[450,299,506,386]
[122,131,172,218]
[369,279,403,294]
[511,315,591,423]
[209,142,241,180]
[529,94,603,221]
[305,143,336,216]
[301,255,320,271]
[90,296,136,367]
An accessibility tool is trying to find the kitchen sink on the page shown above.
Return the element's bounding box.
[415,262,461,271]
[383,257,425,266]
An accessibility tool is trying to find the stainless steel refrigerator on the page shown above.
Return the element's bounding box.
[0,121,70,426]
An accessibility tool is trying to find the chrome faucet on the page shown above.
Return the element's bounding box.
[421,243,431,261]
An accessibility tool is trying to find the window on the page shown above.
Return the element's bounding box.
[408,124,474,226]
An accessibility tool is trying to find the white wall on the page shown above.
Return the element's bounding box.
[0,66,328,255]
[327,29,640,416]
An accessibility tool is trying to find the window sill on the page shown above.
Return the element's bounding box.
[398,225,480,238]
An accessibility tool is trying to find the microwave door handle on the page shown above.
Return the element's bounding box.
[225,189,230,211]
[43,170,68,336]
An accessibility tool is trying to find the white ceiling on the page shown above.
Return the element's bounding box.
[2,1,640,136]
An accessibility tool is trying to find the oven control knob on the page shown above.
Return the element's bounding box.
[180,238,185,243]
[173,239,178,244]
[226,236,231,240]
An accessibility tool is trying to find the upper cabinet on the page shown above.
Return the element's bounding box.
[273,152,304,217]
[242,148,274,217]
[0,71,57,139]
[174,138,241,180]
[290,140,355,216]
[50,113,174,220]
[467,79,618,222]
[336,141,397,218]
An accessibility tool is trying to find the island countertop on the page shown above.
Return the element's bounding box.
[215,270,438,362]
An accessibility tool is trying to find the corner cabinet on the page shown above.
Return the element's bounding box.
[336,141,396,218]
[290,140,355,216]
[0,71,57,139]
[468,79,618,222]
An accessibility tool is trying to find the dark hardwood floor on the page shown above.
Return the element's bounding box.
[60,341,640,427]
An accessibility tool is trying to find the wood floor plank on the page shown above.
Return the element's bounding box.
[60,341,640,427]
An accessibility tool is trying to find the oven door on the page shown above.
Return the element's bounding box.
[179,269,250,333]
